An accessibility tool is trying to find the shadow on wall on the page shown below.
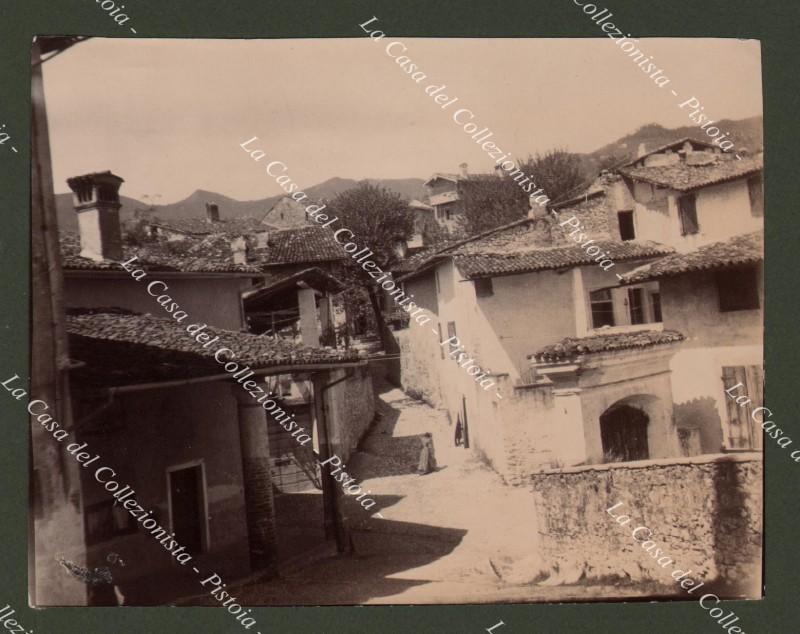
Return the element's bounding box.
[674,397,723,454]
[710,460,763,598]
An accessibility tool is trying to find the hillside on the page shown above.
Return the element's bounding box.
[581,116,763,173]
[55,177,427,231]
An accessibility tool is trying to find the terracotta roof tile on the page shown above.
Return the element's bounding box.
[67,309,361,387]
[620,231,763,284]
[60,232,262,274]
[618,154,763,192]
[253,225,346,266]
[533,329,685,362]
[454,240,674,279]
[149,216,275,236]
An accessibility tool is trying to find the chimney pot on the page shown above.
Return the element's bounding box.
[459,162,469,178]
[67,171,124,261]
[206,202,220,223]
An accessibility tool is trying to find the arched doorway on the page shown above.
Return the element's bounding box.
[600,403,650,462]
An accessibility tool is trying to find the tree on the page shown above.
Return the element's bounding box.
[460,149,589,235]
[325,182,414,347]
[518,149,587,205]
[459,174,527,235]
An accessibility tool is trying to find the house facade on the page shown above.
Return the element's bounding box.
[397,140,764,481]
[33,172,375,606]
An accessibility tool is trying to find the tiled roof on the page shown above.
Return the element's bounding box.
[620,138,718,167]
[391,239,464,274]
[396,185,674,281]
[243,267,346,304]
[620,231,763,284]
[532,329,685,362]
[618,154,763,192]
[429,191,460,206]
[455,240,674,279]
[67,309,361,387]
[60,232,262,274]
[423,173,460,186]
[253,225,346,266]
[149,216,274,236]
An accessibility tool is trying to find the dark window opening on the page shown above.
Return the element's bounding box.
[475,277,494,297]
[600,404,650,462]
[678,193,699,235]
[618,210,636,241]
[717,266,759,312]
[650,291,662,322]
[169,465,206,556]
[628,287,645,324]
[446,321,458,358]
[590,289,615,328]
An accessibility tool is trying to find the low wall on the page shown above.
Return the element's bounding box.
[530,453,762,595]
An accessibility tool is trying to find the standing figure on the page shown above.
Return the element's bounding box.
[417,432,437,475]
[454,415,463,447]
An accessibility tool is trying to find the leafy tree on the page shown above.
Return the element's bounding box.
[518,149,587,205]
[460,149,589,234]
[326,182,414,348]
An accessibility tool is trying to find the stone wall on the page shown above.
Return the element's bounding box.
[396,328,442,407]
[529,453,762,595]
[326,364,376,462]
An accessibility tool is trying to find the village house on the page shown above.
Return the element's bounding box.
[422,164,470,233]
[610,140,764,455]
[395,192,676,479]
[395,139,764,479]
[33,171,375,606]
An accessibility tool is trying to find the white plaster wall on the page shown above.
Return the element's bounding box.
[661,270,763,452]
[630,178,761,253]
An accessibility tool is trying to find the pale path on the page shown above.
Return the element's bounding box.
[220,380,648,607]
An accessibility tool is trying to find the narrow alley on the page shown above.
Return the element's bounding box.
[229,380,634,606]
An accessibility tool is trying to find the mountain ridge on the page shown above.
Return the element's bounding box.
[54,116,763,231]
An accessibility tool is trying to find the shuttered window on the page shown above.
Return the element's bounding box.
[721,365,764,450]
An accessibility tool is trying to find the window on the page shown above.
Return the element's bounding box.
[590,289,615,328]
[748,175,763,217]
[628,288,645,325]
[717,266,759,312]
[445,209,452,221]
[446,321,458,357]
[650,291,662,322]
[437,323,445,359]
[617,210,636,241]
[678,193,699,235]
[474,278,494,297]
[721,365,763,450]
[85,500,138,546]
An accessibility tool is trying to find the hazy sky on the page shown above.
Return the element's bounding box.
[42,37,762,203]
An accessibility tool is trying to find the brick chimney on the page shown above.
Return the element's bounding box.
[206,202,220,223]
[67,171,124,262]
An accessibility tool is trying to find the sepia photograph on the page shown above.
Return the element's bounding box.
[27,31,763,615]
